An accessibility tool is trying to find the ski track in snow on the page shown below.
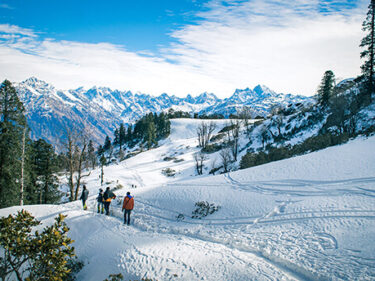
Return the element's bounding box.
[91,173,375,280]
[87,132,375,281]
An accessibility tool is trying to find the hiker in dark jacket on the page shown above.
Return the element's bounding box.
[103,187,116,215]
[122,191,134,225]
[96,188,104,214]
[80,185,89,210]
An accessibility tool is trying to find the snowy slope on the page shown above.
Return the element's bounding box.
[1,120,375,281]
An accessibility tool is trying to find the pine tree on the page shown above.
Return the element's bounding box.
[97,144,104,156]
[317,70,336,105]
[30,139,61,204]
[113,128,119,146]
[126,125,132,144]
[103,135,111,151]
[0,80,27,208]
[87,140,96,169]
[145,122,157,149]
[360,0,375,99]
[119,123,126,148]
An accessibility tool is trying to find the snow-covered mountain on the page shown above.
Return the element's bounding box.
[15,77,312,148]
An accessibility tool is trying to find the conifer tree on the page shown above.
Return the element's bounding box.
[360,0,375,98]
[317,70,336,105]
[0,80,27,208]
[103,135,111,151]
[145,121,157,149]
[97,144,104,156]
[126,125,132,144]
[119,123,126,148]
[30,139,60,204]
[113,128,119,146]
[87,139,96,169]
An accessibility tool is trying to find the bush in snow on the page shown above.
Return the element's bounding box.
[162,168,176,177]
[201,143,223,153]
[192,201,221,219]
[163,156,177,161]
[176,214,185,221]
[0,210,81,281]
[103,273,123,281]
[113,183,124,191]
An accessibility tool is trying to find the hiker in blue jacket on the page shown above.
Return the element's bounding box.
[96,188,104,214]
[80,185,89,210]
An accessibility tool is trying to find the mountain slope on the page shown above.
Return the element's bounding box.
[1,121,374,280]
[14,77,312,149]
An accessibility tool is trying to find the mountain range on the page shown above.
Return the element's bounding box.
[14,77,313,149]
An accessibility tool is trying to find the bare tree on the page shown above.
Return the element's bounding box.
[194,152,207,175]
[64,127,91,201]
[210,157,218,175]
[227,120,241,161]
[197,121,216,148]
[238,107,255,136]
[270,105,285,137]
[100,154,106,186]
[220,148,232,173]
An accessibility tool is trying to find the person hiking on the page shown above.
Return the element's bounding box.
[103,186,116,216]
[96,188,104,214]
[80,185,89,210]
[122,191,134,225]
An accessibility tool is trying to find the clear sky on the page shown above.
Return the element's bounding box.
[0,0,369,98]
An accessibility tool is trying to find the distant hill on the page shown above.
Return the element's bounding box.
[14,77,312,149]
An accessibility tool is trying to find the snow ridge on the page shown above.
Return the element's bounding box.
[14,77,312,148]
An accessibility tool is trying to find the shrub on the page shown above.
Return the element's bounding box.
[218,124,236,133]
[176,214,185,221]
[210,133,225,142]
[240,132,352,170]
[201,143,223,153]
[103,273,124,281]
[0,210,80,281]
[191,201,221,219]
[209,166,222,175]
[113,183,124,191]
[162,168,176,177]
[163,156,176,161]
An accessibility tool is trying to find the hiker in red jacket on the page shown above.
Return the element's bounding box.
[122,191,134,225]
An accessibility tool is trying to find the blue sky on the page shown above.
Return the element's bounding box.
[0,0,210,53]
[0,0,369,98]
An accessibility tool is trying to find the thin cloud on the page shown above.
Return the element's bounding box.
[0,24,37,37]
[0,1,369,97]
[0,4,14,10]
[167,0,367,95]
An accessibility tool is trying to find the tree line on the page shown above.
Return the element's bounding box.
[99,112,171,156]
[0,80,63,209]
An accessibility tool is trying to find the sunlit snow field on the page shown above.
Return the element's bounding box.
[1,119,375,280]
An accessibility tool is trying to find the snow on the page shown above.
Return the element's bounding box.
[1,120,375,281]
